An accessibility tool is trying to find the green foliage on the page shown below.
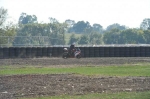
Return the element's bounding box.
[50,23,67,45]
[103,28,120,44]
[65,33,82,44]
[83,26,93,34]
[103,28,148,44]
[106,23,126,31]
[65,19,75,33]
[12,13,150,45]
[18,13,38,24]
[140,18,150,30]
[93,23,103,33]
[120,29,139,44]
[68,33,79,44]
[14,23,49,46]
[143,30,150,43]
[0,7,8,27]
[78,34,89,44]
[67,21,104,34]
[0,7,17,46]
[1,10,150,46]
[49,17,59,23]
[14,22,67,46]
[1,64,150,76]
[0,23,17,46]
[119,29,145,44]
[72,21,91,33]
[20,91,150,99]
[89,32,103,44]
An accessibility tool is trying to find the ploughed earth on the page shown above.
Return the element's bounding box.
[0,57,150,99]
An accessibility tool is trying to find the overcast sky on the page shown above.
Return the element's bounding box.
[0,0,150,28]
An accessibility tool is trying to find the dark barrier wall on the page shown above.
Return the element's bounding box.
[0,46,150,58]
[84,47,89,57]
[26,47,32,58]
[0,47,3,59]
[9,47,15,58]
[3,47,9,59]
[145,47,150,57]
[37,47,42,57]
[42,47,47,57]
[99,47,104,57]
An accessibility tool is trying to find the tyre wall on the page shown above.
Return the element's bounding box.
[0,46,150,58]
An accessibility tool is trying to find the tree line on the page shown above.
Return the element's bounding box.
[0,7,150,46]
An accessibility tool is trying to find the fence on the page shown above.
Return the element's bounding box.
[0,36,64,47]
[0,45,150,59]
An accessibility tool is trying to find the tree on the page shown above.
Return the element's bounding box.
[49,17,59,23]
[18,13,38,24]
[136,29,145,44]
[68,33,79,44]
[72,21,91,33]
[93,23,103,33]
[49,23,67,45]
[0,8,16,46]
[119,29,143,44]
[65,19,75,33]
[140,18,150,30]
[14,22,67,46]
[143,30,150,43]
[0,7,8,27]
[83,26,93,34]
[65,19,75,28]
[103,28,120,44]
[89,32,102,45]
[78,34,89,44]
[106,23,126,31]
[0,22,16,46]
[14,23,47,46]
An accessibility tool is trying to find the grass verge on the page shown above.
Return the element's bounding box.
[0,64,150,76]
[20,91,150,99]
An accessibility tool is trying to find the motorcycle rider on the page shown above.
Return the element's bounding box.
[69,42,76,57]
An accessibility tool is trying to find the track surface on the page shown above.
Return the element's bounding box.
[0,57,150,66]
[0,57,150,99]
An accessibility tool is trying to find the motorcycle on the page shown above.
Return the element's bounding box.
[62,47,81,59]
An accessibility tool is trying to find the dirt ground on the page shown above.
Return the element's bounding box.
[0,57,150,99]
[1,57,150,66]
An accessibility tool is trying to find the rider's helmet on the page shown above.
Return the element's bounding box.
[64,48,68,50]
[63,48,68,51]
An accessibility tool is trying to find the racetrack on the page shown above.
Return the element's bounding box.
[0,57,150,66]
[0,57,150,99]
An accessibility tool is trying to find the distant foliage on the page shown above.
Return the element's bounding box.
[14,23,67,46]
[68,34,79,44]
[0,7,8,27]
[1,10,150,46]
[72,21,91,33]
[140,18,150,30]
[78,35,89,44]
[18,13,38,24]
[106,23,127,32]
[0,8,16,46]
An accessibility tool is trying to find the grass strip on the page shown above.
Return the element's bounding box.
[0,64,150,76]
[20,91,150,99]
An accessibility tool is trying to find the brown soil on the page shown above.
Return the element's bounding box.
[0,57,150,66]
[0,57,150,99]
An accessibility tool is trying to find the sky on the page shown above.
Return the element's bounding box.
[0,0,150,29]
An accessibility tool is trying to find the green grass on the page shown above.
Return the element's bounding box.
[65,33,82,44]
[20,91,150,99]
[2,64,150,99]
[0,64,150,76]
